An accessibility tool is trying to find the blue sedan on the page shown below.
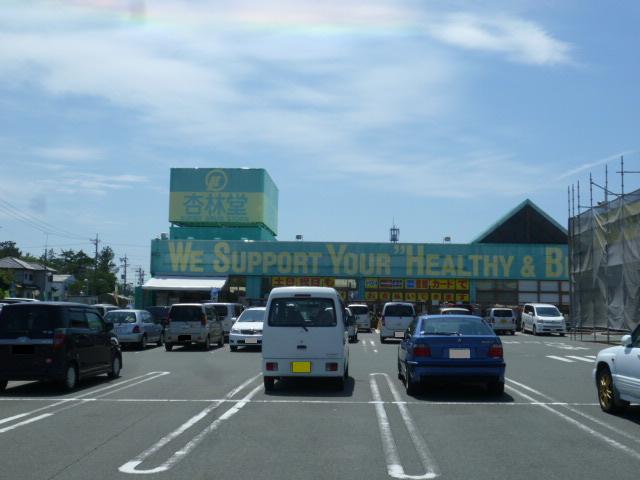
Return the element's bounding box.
[397,315,506,395]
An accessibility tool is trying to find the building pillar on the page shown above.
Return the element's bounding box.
[246,276,262,302]
[357,277,366,302]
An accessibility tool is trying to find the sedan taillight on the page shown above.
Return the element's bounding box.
[489,344,503,358]
[413,346,431,357]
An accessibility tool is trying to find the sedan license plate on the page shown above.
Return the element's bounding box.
[394,331,405,338]
[291,361,311,373]
[245,338,258,344]
[449,348,470,359]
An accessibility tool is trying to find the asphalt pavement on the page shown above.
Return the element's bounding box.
[1,331,639,480]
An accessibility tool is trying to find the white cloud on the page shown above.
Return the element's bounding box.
[428,13,571,65]
[34,146,105,162]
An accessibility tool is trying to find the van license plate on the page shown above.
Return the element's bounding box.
[449,349,470,359]
[292,362,311,373]
[245,338,258,344]
[394,331,404,338]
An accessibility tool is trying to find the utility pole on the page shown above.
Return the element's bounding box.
[120,254,129,296]
[91,234,100,297]
[136,267,145,286]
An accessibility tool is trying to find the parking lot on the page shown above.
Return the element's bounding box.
[1,331,639,480]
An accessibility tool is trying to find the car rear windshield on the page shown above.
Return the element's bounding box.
[384,305,414,316]
[213,305,228,317]
[237,309,265,322]
[268,298,336,327]
[492,309,513,317]
[147,307,169,321]
[0,305,63,338]
[421,317,494,336]
[536,307,561,317]
[106,311,137,323]
[349,306,369,315]
[170,306,203,322]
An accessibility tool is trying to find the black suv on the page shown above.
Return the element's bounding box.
[0,302,122,392]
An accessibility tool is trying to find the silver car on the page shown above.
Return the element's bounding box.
[165,303,224,351]
[229,307,265,351]
[105,309,163,349]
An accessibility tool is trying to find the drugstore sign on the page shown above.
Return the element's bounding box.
[152,240,568,280]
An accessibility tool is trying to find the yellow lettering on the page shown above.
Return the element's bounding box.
[376,254,391,275]
[169,241,192,272]
[293,253,308,274]
[248,252,261,273]
[278,252,292,274]
[441,255,456,276]
[343,253,358,275]
[483,255,499,277]
[499,256,514,278]
[456,255,471,277]
[426,254,441,276]
[545,247,564,278]
[405,245,425,276]
[263,252,277,273]
[469,255,482,276]
[213,242,230,273]
[359,253,375,275]
[326,244,348,275]
[190,250,204,273]
[308,253,322,274]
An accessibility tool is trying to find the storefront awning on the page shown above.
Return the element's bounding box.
[142,276,228,291]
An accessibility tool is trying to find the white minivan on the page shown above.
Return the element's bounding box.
[262,287,349,391]
[521,303,565,336]
[380,302,415,343]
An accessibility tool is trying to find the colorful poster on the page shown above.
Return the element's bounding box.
[456,279,470,290]
[405,292,417,302]
[456,293,470,302]
[379,278,393,289]
[365,291,379,301]
[379,291,392,301]
[417,292,430,302]
[443,292,455,302]
[365,278,378,289]
[405,279,417,289]
[392,292,404,301]
[431,292,442,302]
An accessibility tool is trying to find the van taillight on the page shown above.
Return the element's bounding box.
[489,344,503,358]
[266,362,278,371]
[325,362,338,371]
[413,346,431,357]
[53,331,66,349]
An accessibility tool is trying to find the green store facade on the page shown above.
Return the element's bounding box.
[138,168,570,313]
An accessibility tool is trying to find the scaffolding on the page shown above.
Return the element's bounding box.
[569,157,640,338]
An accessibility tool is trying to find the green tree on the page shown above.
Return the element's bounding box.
[0,269,14,298]
[0,241,22,259]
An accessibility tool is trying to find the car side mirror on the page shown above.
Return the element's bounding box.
[621,334,633,347]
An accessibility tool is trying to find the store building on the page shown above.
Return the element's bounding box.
[139,168,569,312]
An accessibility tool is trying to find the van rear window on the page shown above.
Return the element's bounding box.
[492,309,513,317]
[0,305,63,338]
[384,305,414,316]
[349,306,369,315]
[268,298,336,327]
[170,306,203,322]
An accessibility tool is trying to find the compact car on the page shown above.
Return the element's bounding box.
[380,302,415,343]
[229,307,265,351]
[165,303,224,351]
[398,314,505,395]
[105,309,164,349]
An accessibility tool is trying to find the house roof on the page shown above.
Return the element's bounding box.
[472,199,568,244]
[52,274,75,283]
[0,257,56,272]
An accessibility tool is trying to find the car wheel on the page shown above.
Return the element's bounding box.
[139,335,147,350]
[108,355,121,378]
[264,377,275,392]
[532,325,537,336]
[380,336,386,344]
[0,380,7,392]
[61,363,78,391]
[157,333,164,347]
[404,365,417,395]
[597,366,629,413]
[354,333,358,343]
[218,333,224,347]
[488,380,504,396]
[397,360,403,380]
[164,343,173,352]
[559,332,565,337]
[230,345,238,352]
[334,376,345,391]
[202,336,211,351]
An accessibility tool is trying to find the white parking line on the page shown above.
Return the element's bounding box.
[362,339,369,353]
[0,372,170,434]
[506,381,640,462]
[547,355,574,363]
[507,378,640,448]
[370,373,438,480]
[370,340,376,347]
[585,355,597,359]
[119,374,262,475]
[566,356,594,363]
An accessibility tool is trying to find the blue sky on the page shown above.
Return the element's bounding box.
[1,0,639,281]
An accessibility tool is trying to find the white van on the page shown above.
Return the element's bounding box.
[262,287,349,391]
[347,303,372,332]
[202,302,244,339]
[380,302,415,343]
[521,303,565,336]
[484,307,516,335]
